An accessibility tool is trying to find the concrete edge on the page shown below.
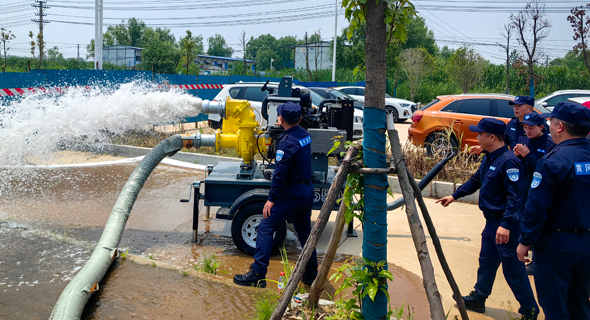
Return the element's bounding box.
[387,175,479,204]
[125,253,264,292]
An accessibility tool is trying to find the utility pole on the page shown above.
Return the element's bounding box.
[332,0,337,82]
[77,44,80,60]
[32,0,50,69]
[95,0,103,70]
[546,54,549,67]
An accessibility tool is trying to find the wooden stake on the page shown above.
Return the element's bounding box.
[308,201,348,307]
[387,125,446,320]
[269,146,358,320]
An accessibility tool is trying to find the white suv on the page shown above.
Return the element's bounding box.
[537,90,590,111]
[332,86,416,122]
[209,82,363,139]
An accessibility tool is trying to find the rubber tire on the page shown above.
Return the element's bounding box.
[425,132,459,157]
[231,202,287,256]
[385,106,399,122]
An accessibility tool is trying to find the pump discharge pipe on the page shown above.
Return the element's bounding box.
[50,97,267,319]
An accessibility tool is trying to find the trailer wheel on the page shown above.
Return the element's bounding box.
[231,202,287,256]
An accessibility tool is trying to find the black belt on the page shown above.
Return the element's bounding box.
[542,226,590,235]
[287,179,311,185]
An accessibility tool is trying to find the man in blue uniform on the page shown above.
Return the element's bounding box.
[517,101,590,319]
[514,112,555,275]
[437,118,538,319]
[233,102,317,288]
[506,96,535,150]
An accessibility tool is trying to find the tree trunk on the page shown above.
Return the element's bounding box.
[361,1,390,319]
[387,122,446,320]
[269,147,358,320]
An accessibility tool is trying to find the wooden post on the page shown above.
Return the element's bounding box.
[308,201,348,307]
[405,167,469,320]
[386,115,446,320]
[269,146,358,320]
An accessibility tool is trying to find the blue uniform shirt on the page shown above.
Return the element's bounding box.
[505,118,528,150]
[519,138,590,246]
[268,125,312,203]
[452,145,524,230]
[518,132,555,193]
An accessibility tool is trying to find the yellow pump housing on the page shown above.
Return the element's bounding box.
[181,98,267,164]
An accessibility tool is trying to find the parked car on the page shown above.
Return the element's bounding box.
[537,90,590,111]
[408,94,550,155]
[331,86,416,122]
[209,82,363,139]
[307,87,365,110]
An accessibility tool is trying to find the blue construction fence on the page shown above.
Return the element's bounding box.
[1,70,366,122]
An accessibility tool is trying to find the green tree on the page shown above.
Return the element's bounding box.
[47,46,65,62]
[179,30,204,75]
[341,0,420,318]
[448,45,486,93]
[207,34,233,57]
[400,47,434,101]
[402,15,438,55]
[1,28,16,72]
[137,27,180,74]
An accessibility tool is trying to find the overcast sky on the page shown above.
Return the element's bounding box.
[0,0,582,65]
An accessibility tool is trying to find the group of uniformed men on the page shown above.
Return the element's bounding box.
[232,96,590,320]
[437,97,590,320]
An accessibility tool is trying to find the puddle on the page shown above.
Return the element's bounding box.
[82,259,257,320]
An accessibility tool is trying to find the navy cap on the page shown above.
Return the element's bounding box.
[277,102,302,122]
[541,101,590,126]
[468,118,507,136]
[521,112,545,126]
[509,95,535,106]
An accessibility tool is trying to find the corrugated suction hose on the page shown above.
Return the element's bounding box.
[50,134,185,319]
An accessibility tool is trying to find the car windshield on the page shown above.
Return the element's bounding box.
[326,89,356,100]
[385,93,393,98]
[421,99,440,111]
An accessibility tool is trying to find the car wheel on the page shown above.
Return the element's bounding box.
[425,132,459,157]
[230,202,287,256]
[385,106,399,122]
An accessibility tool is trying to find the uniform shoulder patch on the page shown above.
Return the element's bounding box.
[276,150,284,162]
[531,172,542,188]
[507,168,519,182]
[574,162,590,175]
[298,136,312,147]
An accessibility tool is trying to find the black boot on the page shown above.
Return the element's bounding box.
[454,290,486,313]
[233,269,266,288]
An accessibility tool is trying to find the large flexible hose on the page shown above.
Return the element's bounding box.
[50,135,185,320]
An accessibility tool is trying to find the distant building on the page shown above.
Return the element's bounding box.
[289,41,333,71]
[195,55,257,75]
[102,45,143,68]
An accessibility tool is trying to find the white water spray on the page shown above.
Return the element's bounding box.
[0,81,203,196]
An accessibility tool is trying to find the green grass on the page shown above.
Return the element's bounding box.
[250,291,280,320]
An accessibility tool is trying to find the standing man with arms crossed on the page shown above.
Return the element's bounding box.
[233,102,318,288]
[437,118,538,319]
[517,101,590,319]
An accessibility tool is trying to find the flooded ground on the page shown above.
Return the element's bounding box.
[0,158,430,319]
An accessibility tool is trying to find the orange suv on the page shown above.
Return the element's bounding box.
[408,94,550,155]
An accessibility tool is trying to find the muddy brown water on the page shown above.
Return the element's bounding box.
[0,162,429,319]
